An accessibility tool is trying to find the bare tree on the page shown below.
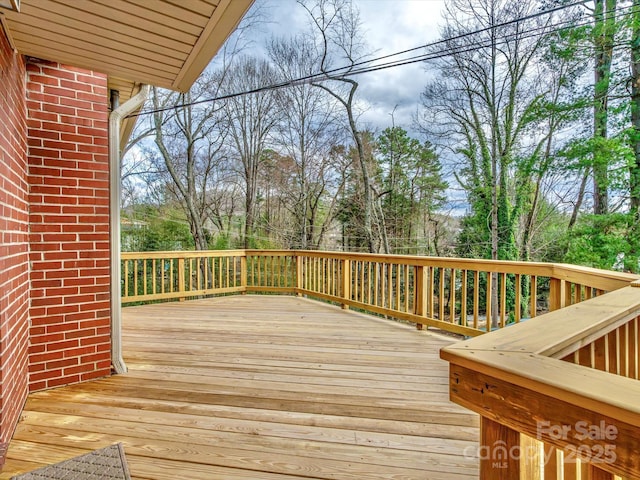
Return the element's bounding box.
[419,0,581,326]
[149,75,226,250]
[300,0,383,253]
[268,34,343,249]
[120,5,266,251]
[206,170,241,244]
[220,56,279,248]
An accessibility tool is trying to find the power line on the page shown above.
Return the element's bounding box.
[127,0,596,118]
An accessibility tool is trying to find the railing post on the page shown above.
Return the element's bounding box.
[240,254,247,294]
[178,257,185,301]
[295,255,303,296]
[414,265,427,330]
[341,258,351,310]
[549,278,566,311]
[480,417,520,479]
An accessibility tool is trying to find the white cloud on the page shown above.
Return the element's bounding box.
[355,0,445,132]
[250,0,446,135]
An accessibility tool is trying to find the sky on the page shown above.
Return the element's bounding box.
[231,0,470,214]
[250,0,447,134]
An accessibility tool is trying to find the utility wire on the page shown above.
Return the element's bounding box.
[127,0,597,119]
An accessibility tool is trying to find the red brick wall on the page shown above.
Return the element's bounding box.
[26,60,112,391]
[0,33,29,462]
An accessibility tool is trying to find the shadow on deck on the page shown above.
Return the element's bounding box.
[2,295,479,480]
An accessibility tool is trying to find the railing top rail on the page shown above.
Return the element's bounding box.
[121,250,247,259]
[444,346,640,427]
[123,249,639,290]
[253,248,635,272]
[441,285,640,359]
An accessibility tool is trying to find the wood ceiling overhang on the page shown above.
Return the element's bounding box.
[2,0,253,101]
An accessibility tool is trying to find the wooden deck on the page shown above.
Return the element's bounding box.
[1,295,479,480]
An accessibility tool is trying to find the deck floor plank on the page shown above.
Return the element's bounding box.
[1,295,479,479]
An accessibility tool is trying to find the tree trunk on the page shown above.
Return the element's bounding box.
[568,169,590,230]
[489,2,499,330]
[244,175,256,249]
[627,0,640,272]
[348,104,376,253]
[592,0,617,215]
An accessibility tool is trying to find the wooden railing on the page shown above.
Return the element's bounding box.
[122,249,640,477]
[121,250,636,337]
[121,250,247,302]
[441,281,640,479]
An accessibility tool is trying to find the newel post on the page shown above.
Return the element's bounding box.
[295,255,303,296]
[480,417,521,479]
[341,258,351,309]
[548,278,565,311]
[414,265,427,330]
[240,254,247,293]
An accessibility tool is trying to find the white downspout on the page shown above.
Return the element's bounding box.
[109,85,149,374]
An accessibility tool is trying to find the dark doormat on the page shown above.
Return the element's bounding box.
[10,443,131,480]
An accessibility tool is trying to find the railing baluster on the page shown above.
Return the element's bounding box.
[400,265,409,312]
[622,323,629,378]
[634,317,639,380]
[324,257,328,294]
[134,260,139,296]
[161,260,165,294]
[387,263,393,310]
[395,264,401,312]
[240,255,243,290]
[341,258,351,309]
[450,268,456,324]
[415,265,427,330]
[143,259,148,295]
[616,327,622,376]
[331,258,338,297]
[460,269,468,328]
[438,267,445,321]
[500,272,506,328]
[358,260,363,304]
[372,262,378,307]
[515,273,521,323]
[123,261,129,298]
[473,270,479,329]
[367,262,372,305]
[486,271,493,331]
[151,259,156,295]
[169,258,174,293]
[520,434,542,480]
